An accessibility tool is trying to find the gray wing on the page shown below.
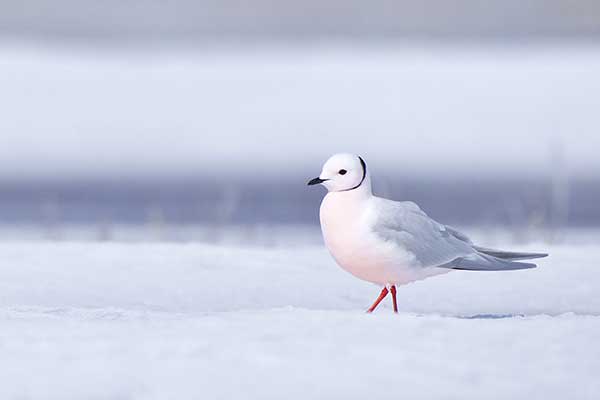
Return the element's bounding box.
[371,199,544,271]
[371,199,475,268]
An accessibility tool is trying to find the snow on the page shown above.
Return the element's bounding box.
[0,235,599,399]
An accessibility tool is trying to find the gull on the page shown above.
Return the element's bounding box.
[307,153,548,313]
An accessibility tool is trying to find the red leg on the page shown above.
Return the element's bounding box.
[390,285,398,313]
[366,287,389,313]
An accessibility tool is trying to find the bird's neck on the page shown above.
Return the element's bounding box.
[320,177,373,239]
[327,175,373,203]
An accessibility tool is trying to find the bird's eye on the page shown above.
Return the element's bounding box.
[338,169,347,175]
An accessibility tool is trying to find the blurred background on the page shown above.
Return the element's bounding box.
[0,0,599,244]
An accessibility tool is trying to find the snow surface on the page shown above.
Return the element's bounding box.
[0,237,599,399]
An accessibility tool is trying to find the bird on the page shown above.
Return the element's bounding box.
[307,153,548,313]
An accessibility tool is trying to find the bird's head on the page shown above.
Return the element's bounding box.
[307,153,369,193]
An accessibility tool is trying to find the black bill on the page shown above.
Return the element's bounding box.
[307,177,327,186]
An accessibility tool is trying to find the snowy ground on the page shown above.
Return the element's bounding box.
[0,235,598,399]
[1,42,599,399]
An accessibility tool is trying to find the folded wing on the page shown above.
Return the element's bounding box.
[371,199,547,271]
[472,246,548,261]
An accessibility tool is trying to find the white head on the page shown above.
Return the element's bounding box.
[307,153,370,193]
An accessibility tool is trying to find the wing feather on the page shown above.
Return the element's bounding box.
[369,198,545,270]
[370,199,474,268]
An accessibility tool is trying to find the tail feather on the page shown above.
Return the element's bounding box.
[438,253,538,271]
[473,246,548,261]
